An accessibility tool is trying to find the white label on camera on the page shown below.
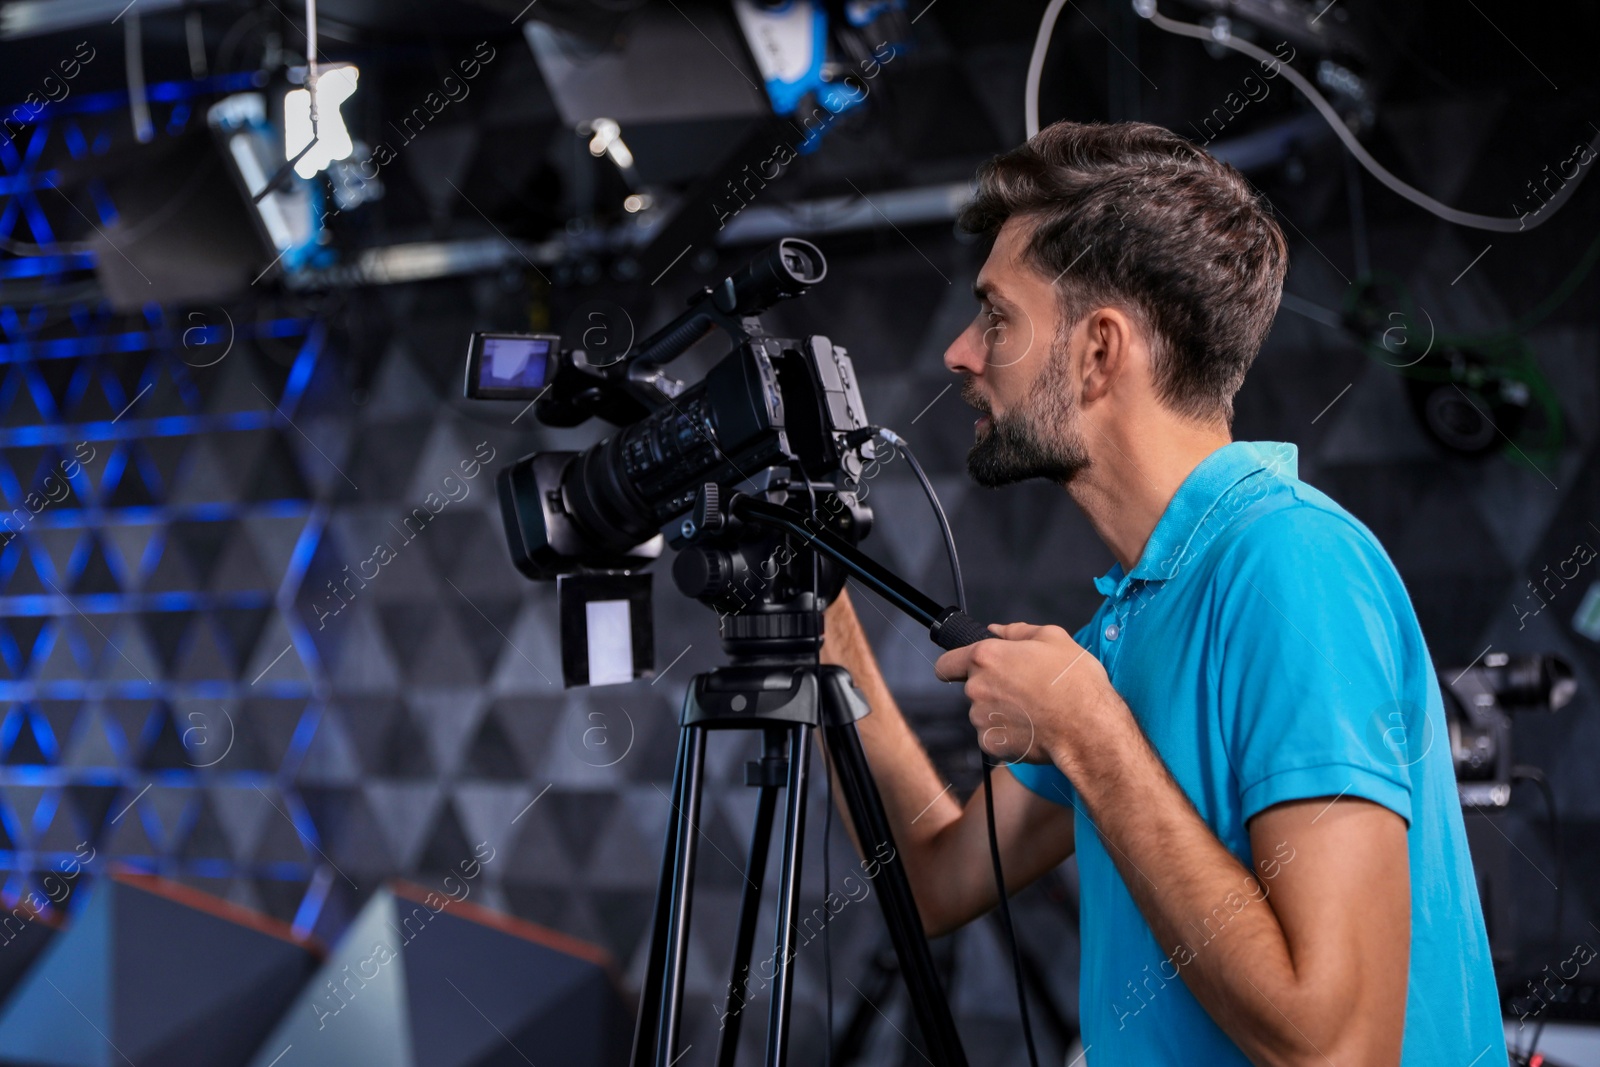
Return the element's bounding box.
[586,599,634,686]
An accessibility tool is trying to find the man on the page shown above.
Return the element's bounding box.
[821,121,1505,1065]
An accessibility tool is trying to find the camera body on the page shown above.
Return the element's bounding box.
[466,238,871,582]
[496,330,868,580]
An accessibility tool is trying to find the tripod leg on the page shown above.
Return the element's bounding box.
[715,730,784,1067]
[823,721,968,1067]
[631,726,691,1067]
[763,723,811,1067]
[656,724,707,1067]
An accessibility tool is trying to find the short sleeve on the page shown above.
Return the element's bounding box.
[1214,507,1415,826]
[1003,617,1098,810]
[1006,760,1076,808]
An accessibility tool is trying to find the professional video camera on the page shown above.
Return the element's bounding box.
[474,239,857,557]
[463,238,986,1067]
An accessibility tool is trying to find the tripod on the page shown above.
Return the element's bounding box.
[627,485,999,1067]
[629,649,968,1067]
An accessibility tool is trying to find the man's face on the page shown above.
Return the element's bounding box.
[944,217,1091,488]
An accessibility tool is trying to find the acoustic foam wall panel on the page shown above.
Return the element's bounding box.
[0,871,319,1066]
[246,881,628,1067]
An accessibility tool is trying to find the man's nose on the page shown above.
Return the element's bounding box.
[943,321,983,376]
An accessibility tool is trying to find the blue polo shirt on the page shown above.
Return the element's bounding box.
[1009,441,1505,1066]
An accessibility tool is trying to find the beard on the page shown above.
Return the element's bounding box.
[962,342,1091,488]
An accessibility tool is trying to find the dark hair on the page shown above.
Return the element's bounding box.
[958,121,1288,425]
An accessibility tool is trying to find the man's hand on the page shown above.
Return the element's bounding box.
[933,621,1121,768]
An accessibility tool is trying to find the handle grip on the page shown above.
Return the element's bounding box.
[929,608,996,650]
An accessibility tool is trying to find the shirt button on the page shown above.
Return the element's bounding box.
[1104,623,1120,641]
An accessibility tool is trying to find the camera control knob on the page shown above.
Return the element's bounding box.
[693,482,725,537]
[672,546,746,601]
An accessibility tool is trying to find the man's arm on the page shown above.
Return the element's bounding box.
[938,623,1410,1066]
[1073,704,1409,1065]
[820,587,1075,938]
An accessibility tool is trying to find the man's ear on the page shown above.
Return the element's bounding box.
[1079,307,1134,405]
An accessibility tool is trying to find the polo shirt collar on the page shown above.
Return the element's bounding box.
[1092,441,1298,597]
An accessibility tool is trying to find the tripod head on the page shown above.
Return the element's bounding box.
[668,475,872,661]
[670,474,993,661]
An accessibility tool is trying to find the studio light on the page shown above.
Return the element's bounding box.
[284,63,359,178]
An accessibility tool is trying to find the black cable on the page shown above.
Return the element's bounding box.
[1138,4,1600,233]
[876,429,964,611]
[805,475,834,1067]
[804,477,821,616]
[982,758,1041,1067]
[875,427,1041,1067]
[1511,765,1563,1062]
